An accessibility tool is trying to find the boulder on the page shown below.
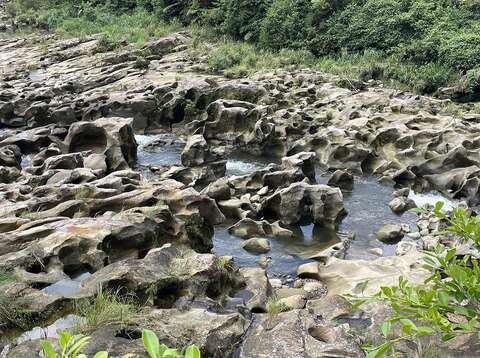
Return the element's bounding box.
[238,309,364,358]
[262,182,345,226]
[242,238,271,254]
[64,117,137,171]
[376,223,406,243]
[328,169,354,190]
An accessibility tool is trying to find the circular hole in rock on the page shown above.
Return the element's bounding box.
[115,327,142,340]
[308,326,336,343]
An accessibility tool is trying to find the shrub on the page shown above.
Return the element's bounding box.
[351,202,480,357]
[259,0,311,50]
[219,0,271,41]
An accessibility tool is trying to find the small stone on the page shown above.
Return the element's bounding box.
[270,279,283,289]
[368,248,383,256]
[393,188,410,197]
[242,238,271,254]
[376,224,405,243]
[279,295,306,309]
[388,197,416,214]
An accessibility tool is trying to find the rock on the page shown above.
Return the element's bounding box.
[279,295,306,309]
[181,134,223,167]
[73,307,246,358]
[328,169,354,190]
[242,238,271,254]
[238,267,272,312]
[306,295,353,321]
[297,262,321,280]
[262,182,345,226]
[376,223,405,243]
[393,188,410,197]
[388,196,416,214]
[237,309,364,358]
[368,248,384,256]
[314,250,428,296]
[64,117,137,171]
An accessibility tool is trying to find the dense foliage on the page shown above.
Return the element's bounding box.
[5,0,480,96]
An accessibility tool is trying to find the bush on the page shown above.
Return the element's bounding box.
[258,0,311,50]
[351,202,480,357]
[219,0,271,41]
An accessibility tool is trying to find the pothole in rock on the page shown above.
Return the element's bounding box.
[42,272,91,296]
[135,133,185,174]
[6,314,83,344]
[213,224,339,279]
[308,326,336,343]
[28,68,47,82]
[315,170,457,260]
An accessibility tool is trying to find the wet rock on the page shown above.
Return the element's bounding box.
[376,223,406,243]
[388,196,416,214]
[181,134,223,167]
[242,237,271,254]
[262,182,345,226]
[328,169,354,190]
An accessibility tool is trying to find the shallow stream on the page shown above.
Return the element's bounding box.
[135,132,457,276]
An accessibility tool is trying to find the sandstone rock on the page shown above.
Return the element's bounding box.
[388,196,416,214]
[64,117,137,171]
[238,309,363,358]
[242,238,271,254]
[328,169,354,190]
[262,182,345,226]
[376,223,405,243]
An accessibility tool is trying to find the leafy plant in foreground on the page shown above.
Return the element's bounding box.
[350,202,480,357]
[142,329,201,358]
[41,331,107,358]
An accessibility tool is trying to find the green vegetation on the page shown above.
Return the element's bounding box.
[41,331,108,358]
[5,0,480,98]
[142,329,201,358]
[350,202,480,357]
[266,296,289,316]
[41,329,201,358]
[74,288,138,333]
[0,268,15,284]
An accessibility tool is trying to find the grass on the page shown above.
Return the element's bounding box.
[74,288,138,333]
[75,185,96,200]
[0,268,15,284]
[52,11,183,47]
[266,296,289,316]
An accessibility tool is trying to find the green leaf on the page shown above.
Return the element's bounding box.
[399,318,417,334]
[59,331,72,357]
[142,329,160,358]
[92,352,109,358]
[41,340,57,358]
[442,333,456,341]
[380,321,391,338]
[438,291,450,306]
[66,335,90,357]
[365,341,393,358]
[162,348,178,357]
[416,326,435,336]
[434,201,445,213]
[184,345,201,358]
